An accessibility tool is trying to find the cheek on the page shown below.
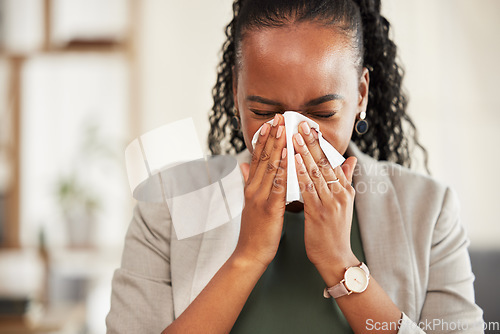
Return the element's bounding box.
[240,113,263,154]
[319,117,356,155]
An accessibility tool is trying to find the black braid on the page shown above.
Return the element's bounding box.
[208,0,430,173]
[208,1,245,155]
[351,0,429,171]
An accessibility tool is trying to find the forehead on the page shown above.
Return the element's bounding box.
[238,22,359,97]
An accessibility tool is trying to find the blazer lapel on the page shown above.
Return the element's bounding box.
[347,142,417,319]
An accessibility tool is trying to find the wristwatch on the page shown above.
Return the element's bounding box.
[323,262,370,299]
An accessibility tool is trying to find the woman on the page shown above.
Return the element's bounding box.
[107,0,484,333]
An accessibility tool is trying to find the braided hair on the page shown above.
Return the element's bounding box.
[208,0,429,172]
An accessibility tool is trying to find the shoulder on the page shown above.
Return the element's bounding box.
[127,201,173,245]
[123,201,173,264]
[347,141,456,215]
[134,200,173,224]
[372,159,461,239]
[348,141,463,249]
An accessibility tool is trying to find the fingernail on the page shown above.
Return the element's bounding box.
[260,123,269,136]
[295,133,305,146]
[282,147,287,159]
[272,114,279,127]
[300,122,310,135]
[295,153,303,165]
[276,125,284,139]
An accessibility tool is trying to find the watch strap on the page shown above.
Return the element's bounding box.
[323,280,349,299]
[359,262,370,276]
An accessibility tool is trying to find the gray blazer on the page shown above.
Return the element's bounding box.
[106,141,484,333]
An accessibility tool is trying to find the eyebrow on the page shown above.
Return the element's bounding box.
[246,94,344,107]
[304,94,344,107]
[246,95,281,106]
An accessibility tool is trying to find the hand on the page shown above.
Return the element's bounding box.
[292,121,358,282]
[234,114,287,268]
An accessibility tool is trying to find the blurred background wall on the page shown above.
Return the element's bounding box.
[0,0,498,333]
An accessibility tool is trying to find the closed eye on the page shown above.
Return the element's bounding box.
[250,109,278,117]
[250,109,336,118]
[308,112,337,118]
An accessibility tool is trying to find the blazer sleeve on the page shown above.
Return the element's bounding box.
[106,201,174,333]
[399,187,484,333]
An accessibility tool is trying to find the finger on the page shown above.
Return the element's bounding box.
[312,128,318,139]
[297,121,336,182]
[247,122,271,184]
[268,147,287,203]
[252,114,284,186]
[240,163,250,183]
[293,133,332,201]
[295,153,321,205]
[342,157,357,184]
[332,156,357,188]
[331,165,348,190]
[260,125,286,195]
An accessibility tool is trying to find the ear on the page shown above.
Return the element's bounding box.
[232,65,239,111]
[358,67,370,113]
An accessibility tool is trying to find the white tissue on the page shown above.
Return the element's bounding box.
[251,111,345,203]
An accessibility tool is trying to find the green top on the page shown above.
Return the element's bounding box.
[231,206,366,334]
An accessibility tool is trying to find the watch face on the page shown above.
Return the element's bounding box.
[344,267,369,293]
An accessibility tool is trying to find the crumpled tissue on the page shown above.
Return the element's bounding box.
[251,111,345,203]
